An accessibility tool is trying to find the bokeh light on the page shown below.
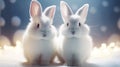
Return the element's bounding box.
[0,35,11,49]
[0,0,5,11]
[117,18,120,30]
[108,34,120,43]
[102,0,109,7]
[113,6,120,13]
[13,30,24,45]
[0,40,26,64]
[90,42,120,59]
[100,26,107,32]
[9,0,17,4]
[0,17,5,27]
[11,16,21,27]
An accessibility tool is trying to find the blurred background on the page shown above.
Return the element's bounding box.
[0,0,120,47]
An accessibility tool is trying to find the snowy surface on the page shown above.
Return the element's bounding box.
[0,44,120,67]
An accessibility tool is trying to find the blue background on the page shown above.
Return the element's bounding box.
[1,0,120,46]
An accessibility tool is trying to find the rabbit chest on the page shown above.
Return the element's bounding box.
[62,37,92,60]
[23,35,55,60]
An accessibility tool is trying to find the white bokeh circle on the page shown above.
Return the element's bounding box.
[11,16,21,27]
[10,0,17,4]
[0,17,5,27]
[102,1,109,7]
[0,0,5,11]
[100,26,107,32]
[114,6,120,13]
[117,18,120,30]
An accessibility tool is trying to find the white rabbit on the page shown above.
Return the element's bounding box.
[22,0,57,65]
[59,1,93,66]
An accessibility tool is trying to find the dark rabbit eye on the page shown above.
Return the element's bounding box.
[67,23,69,26]
[79,22,81,27]
[37,24,40,28]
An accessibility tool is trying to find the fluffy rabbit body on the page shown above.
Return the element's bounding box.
[22,0,57,65]
[59,1,93,66]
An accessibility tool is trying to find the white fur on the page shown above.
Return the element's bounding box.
[22,0,57,65]
[59,1,93,66]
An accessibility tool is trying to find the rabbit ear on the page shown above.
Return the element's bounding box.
[76,4,89,23]
[60,1,73,23]
[44,5,56,23]
[30,0,42,17]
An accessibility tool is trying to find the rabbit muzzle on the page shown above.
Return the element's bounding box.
[43,34,46,37]
[71,31,75,35]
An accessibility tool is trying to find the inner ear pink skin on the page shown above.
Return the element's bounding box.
[30,1,42,17]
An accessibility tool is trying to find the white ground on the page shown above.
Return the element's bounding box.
[0,45,120,67]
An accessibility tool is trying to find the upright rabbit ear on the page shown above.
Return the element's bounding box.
[44,5,56,23]
[76,4,89,23]
[30,0,42,18]
[60,1,73,23]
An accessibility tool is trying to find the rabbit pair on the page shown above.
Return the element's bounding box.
[22,0,93,66]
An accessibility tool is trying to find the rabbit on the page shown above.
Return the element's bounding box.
[59,1,93,66]
[22,0,57,65]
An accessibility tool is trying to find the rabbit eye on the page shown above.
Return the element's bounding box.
[79,22,81,27]
[37,24,40,28]
[67,23,69,26]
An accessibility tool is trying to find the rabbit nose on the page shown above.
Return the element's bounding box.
[72,31,75,35]
[43,34,46,37]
